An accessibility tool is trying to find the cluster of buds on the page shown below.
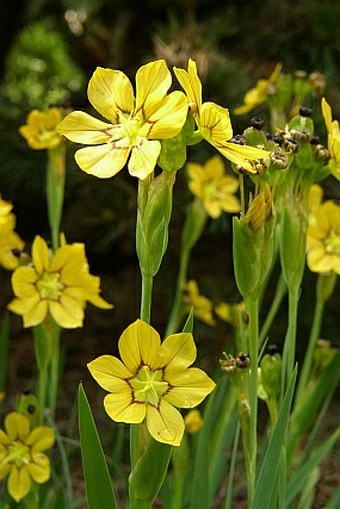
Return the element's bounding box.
[220,351,251,375]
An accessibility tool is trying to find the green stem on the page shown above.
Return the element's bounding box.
[245,296,259,507]
[165,245,190,335]
[259,272,287,347]
[165,199,207,335]
[281,287,299,396]
[46,145,66,250]
[48,321,61,420]
[294,272,336,407]
[140,272,154,324]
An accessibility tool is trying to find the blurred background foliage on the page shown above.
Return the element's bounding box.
[0,0,339,336]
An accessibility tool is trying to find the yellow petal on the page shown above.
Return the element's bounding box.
[158,333,196,372]
[321,97,333,134]
[88,355,133,391]
[32,236,50,275]
[49,298,84,328]
[146,91,188,139]
[174,58,202,113]
[26,427,55,452]
[0,429,11,446]
[164,367,216,408]
[10,267,38,297]
[88,293,113,309]
[128,139,160,179]
[75,142,130,178]
[5,412,30,441]
[8,465,31,502]
[88,67,134,123]
[218,142,269,171]
[57,111,116,144]
[119,320,160,373]
[103,393,146,423]
[146,399,184,446]
[22,299,48,327]
[135,60,171,115]
[0,462,11,481]
[199,102,233,141]
[28,453,50,483]
[8,292,41,316]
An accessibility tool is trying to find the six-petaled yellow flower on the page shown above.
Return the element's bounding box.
[321,97,340,181]
[183,280,216,326]
[8,235,112,328]
[234,63,283,115]
[187,155,241,218]
[174,59,270,172]
[0,412,54,502]
[307,200,340,274]
[87,319,215,446]
[0,198,24,270]
[19,107,64,150]
[57,60,188,179]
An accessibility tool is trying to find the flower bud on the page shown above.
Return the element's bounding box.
[260,352,282,399]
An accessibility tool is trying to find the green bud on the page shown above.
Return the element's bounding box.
[159,131,187,173]
[279,203,307,289]
[233,186,275,299]
[136,172,174,277]
[260,353,282,399]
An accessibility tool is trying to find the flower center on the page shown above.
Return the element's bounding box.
[8,441,30,468]
[130,365,169,406]
[121,117,142,143]
[37,272,64,300]
[325,231,340,255]
[204,181,218,199]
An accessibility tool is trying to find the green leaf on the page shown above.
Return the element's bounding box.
[285,428,340,507]
[78,383,118,509]
[129,433,172,507]
[250,367,297,509]
[326,485,340,509]
[182,308,194,333]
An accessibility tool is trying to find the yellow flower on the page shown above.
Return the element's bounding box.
[234,63,283,115]
[307,200,340,274]
[321,97,340,181]
[57,60,188,179]
[187,155,240,218]
[19,107,64,150]
[0,199,24,270]
[183,280,216,326]
[8,235,112,328]
[184,409,203,433]
[0,412,54,502]
[174,59,270,172]
[87,319,215,446]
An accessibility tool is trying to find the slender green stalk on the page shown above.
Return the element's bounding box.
[46,145,66,250]
[259,273,287,347]
[140,272,154,324]
[165,245,190,335]
[245,296,259,507]
[281,287,299,395]
[48,321,61,420]
[223,423,240,509]
[294,272,336,407]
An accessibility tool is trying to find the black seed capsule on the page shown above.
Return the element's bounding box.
[250,116,265,130]
[272,134,283,145]
[267,344,278,355]
[230,134,247,145]
[27,404,36,414]
[22,387,31,395]
[11,248,22,257]
[299,106,313,117]
[310,136,321,145]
